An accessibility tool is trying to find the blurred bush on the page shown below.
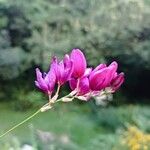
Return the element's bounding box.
[0,0,150,102]
[11,90,45,111]
[92,106,135,131]
[90,105,150,132]
[0,104,149,149]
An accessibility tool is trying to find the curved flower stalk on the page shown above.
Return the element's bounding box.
[0,49,124,138]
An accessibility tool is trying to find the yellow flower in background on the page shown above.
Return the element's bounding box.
[122,126,150,150]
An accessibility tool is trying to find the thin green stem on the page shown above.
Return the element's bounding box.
[0,92,74,138]
[0,109,41,138]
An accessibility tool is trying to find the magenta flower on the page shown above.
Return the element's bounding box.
[0,49,125,138]
[69,76,90,96]
[70,49,87,78]
[110,72,124,92]
[35,68,56,95]
[35,49,124,102]
[89,61,118,91]
[51,54,73,85]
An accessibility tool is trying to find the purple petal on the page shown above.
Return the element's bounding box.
[69,77,90,96]
[69,78,77,90]
[93,64,107,72]
[46,68,56,92]
[113,72,118,79]
[51,55,73,85]
[35,68,48,92]
[84,68,92,77]
[78,77,90,95]
[89,64,106,79]
[108,61,118,72]
[51,56,58,70]
[70,49,87,78]
[35,81,40,89]
[63,54,70,68]
[111,72,124,91]
[63,54,74,82]
[101,61,118,87]
[62,62,73,83]
[89,68,108,91]
[58,61,65,82]
[51,57,62,84]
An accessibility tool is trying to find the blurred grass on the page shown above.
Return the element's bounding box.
[0,102,150,149]
[0,101,98,147]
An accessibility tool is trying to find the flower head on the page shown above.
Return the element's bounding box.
[89,61,118,91]
[51,54,73,85]
[2,49,125,138]
[89,67,109,91]
[35,49,124,103]
[35,68,56,95]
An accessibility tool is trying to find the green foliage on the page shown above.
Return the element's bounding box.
[0,1,31,79]
[0,104,149,149]
[86,134,119,150]
[11,90,45,111]
[0,137,23,150]
[0,0,150,75]
[93,106,135,131]
[91,105,150,132]
[133,106,150,132]
[1,0,150,101]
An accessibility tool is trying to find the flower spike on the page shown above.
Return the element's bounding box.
[0,48,124,138]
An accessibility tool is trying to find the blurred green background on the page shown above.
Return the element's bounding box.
[0,0,150,149]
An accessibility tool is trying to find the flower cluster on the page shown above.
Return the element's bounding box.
[0,49,125,139]
[35,49,124,104]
